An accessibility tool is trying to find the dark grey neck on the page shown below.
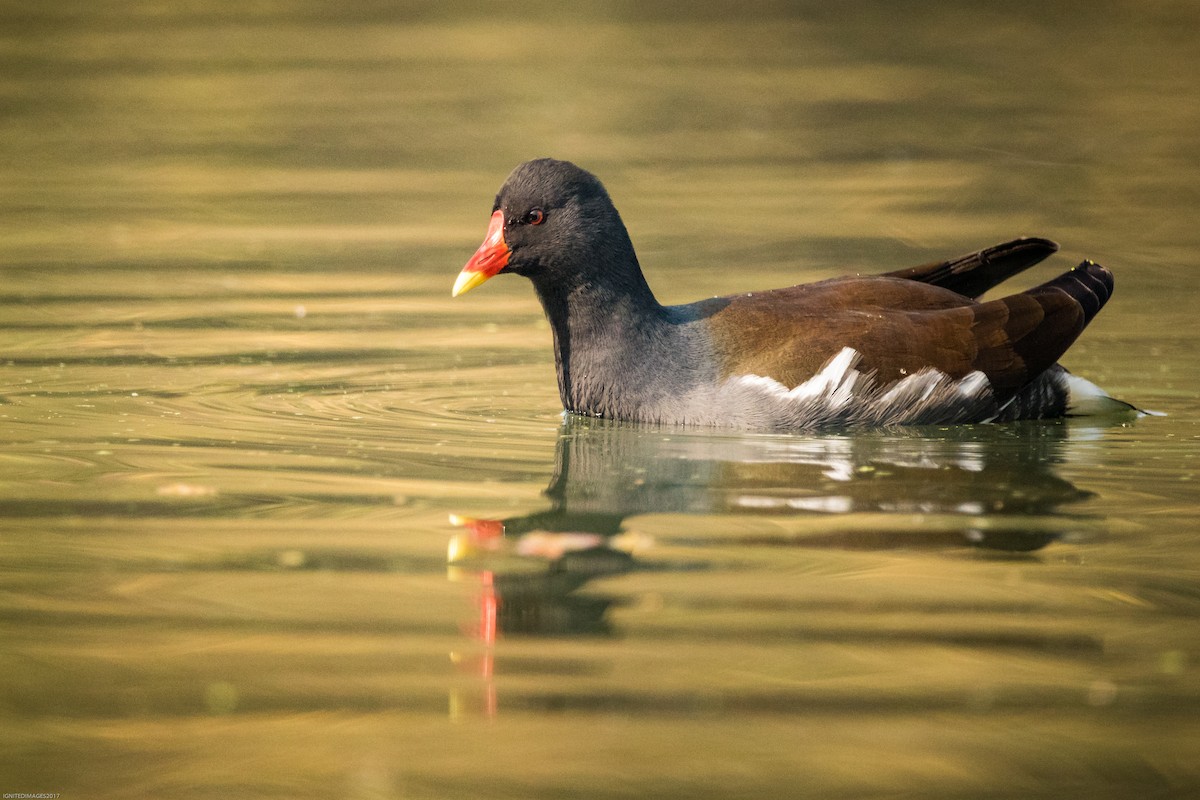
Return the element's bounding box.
[530,264,715,422]
[532,270,657,412]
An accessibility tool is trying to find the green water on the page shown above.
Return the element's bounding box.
[2,2,1198,798]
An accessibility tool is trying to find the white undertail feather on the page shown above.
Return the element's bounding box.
[1063,373,1141,416]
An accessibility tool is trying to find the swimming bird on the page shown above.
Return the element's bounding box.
[452,158,1127,430]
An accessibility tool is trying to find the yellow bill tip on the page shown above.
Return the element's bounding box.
[451,268,492,298]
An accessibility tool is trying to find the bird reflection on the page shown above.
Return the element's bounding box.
[449,417,1110,612]
[447,416,1120,715]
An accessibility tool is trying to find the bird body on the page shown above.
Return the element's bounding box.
[453,158,1128,430]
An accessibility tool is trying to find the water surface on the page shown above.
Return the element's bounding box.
[2,2,1199,798]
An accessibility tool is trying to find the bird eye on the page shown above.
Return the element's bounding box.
[521,208,545,226]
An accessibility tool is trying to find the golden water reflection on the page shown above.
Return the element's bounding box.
[3,1,1199,796]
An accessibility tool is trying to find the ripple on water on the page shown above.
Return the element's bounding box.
[1,334,566,523]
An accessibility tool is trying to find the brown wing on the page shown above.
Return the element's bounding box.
[705,261,1112,402]
[882,237,1059,299]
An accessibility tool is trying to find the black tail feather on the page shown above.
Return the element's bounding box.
[884,237,1060,298]
[1038,260,1113,326]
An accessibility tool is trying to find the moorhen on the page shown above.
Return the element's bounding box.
[452,158,1129,429]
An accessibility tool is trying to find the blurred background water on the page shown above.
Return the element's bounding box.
[1,1,1198,797]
